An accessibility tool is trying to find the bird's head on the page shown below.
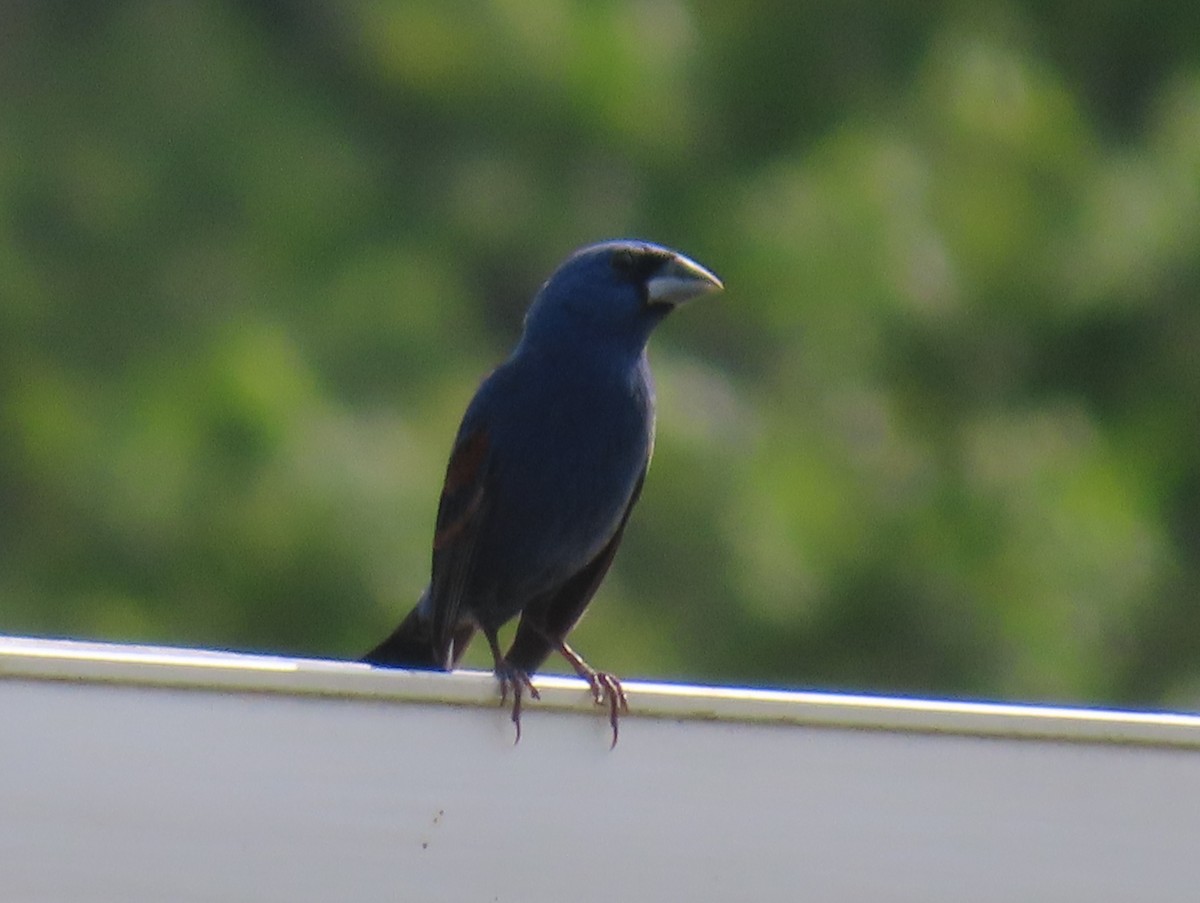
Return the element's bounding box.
[519,240,723,359]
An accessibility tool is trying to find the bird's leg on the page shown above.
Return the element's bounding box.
[484,629,539,743]
[555,641,629,748]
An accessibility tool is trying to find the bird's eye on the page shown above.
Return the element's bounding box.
[611,249,637,278]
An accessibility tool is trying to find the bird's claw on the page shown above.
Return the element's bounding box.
[555,641,629,747]
[583,670,628,749]
[496,664,539,744]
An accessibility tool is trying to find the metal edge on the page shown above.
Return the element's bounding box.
[3,635,1200,748]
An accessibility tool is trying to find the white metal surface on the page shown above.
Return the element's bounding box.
[2,635,1199,902]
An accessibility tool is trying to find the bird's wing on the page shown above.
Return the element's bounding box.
[428,426,491,667]
[502,467,647,674]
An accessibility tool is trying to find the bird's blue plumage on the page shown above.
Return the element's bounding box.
[364,239,722,742]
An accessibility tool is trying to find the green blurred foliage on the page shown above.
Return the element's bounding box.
[2,0,1199,706]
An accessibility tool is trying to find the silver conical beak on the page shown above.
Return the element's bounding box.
[646,252,724,307]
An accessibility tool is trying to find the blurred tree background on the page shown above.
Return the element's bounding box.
[2,0,1198,707]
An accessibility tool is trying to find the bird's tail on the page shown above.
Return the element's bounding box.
[361,605,443,670]
[362,587,478,670]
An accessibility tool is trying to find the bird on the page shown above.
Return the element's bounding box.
[363,239,722,745]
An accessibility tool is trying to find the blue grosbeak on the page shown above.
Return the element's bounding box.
[364,240,722,743]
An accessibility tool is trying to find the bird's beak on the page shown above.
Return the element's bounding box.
[646,252,724,308]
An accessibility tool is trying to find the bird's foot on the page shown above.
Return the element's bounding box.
[589,671,628,749]
[495,662,539,744]
[557,642,628,748]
